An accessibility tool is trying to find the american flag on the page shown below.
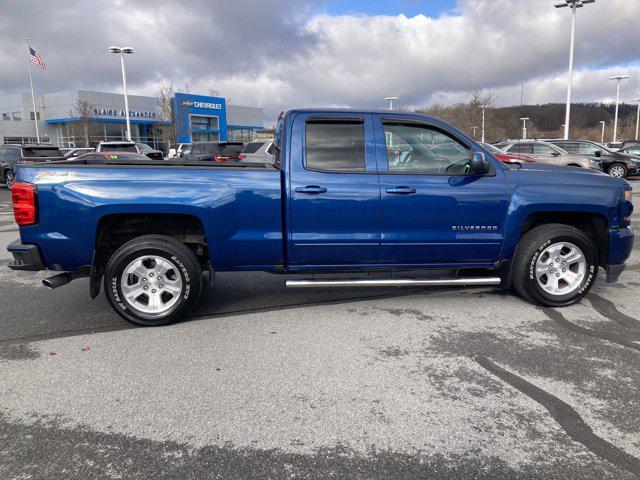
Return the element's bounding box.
[29,47,45,70]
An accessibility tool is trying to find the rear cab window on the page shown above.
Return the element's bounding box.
[101,144,137,152]
[305,119,365,172]
[21,148,63,157]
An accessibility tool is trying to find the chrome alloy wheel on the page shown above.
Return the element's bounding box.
[609,165,626,178]
[535,242,586,296]
[120,255,183,316]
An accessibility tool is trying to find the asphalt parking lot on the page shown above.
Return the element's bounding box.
[1,182,639,479]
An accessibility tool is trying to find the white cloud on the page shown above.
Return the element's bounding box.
[2,0,639,122]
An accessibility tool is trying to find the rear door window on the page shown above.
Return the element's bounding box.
[219,144,244,156]
[533,144,557,155]
[305,120,365,172]
[507,143,534,154]
[21,148,63,157]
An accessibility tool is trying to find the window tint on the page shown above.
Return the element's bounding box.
[305,121,365,172]
[21,148,62,157]
[6,148,20,160]
[219,144,244,156]
[507,143,534,154]
[384,123,470,174]
[266,143,275,155]
[242,142,264,154]
[577,143,601,155]
[556,142,578,153]
[533,144,557,155]
[201,144,221,154]
[626,147,640,155]
[101,144,137,152]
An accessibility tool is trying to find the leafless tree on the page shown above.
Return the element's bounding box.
[154,83,190,148]
[68,99,100,147]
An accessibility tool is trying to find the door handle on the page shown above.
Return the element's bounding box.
[295,185,327,194]
[385,186,417,194]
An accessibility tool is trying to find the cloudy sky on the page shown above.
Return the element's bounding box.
[1,0,639,123]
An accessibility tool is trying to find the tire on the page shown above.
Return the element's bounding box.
[103,235,203,326]
[607,163,628,179]
[511,224,598,307]
[4,169,15,190]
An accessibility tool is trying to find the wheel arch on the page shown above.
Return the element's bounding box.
[92,213,209,293]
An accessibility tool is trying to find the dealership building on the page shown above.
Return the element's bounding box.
[0,89,263,150]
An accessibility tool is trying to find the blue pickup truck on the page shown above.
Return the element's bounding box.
[8,109,634,326]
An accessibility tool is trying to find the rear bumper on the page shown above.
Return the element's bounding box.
[7,240,45,271]
[605,226,634,282]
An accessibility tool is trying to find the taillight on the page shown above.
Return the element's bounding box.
[11,182,38,226]
[238,155,247,160]
[213,156,229,162]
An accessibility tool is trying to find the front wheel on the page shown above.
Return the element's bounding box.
[104,235,203,326]
[607,163,628,178]
[511,224,598,307]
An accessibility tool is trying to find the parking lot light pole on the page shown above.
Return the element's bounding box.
[555,0,596,140]
[385,96,398,110]
[599,121,606,143]
[109,46,134,141]
[609,75,630,143]
[634,98,640,140]
[479,105,489,142]
[520,117,530,139]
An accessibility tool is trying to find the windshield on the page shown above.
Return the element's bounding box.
[101,144,137,152]
[241,142,264,154]
[136,143,153,152]
[480,143,507,155]
[22,148,63,157]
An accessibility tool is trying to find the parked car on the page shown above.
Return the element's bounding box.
[74,152,155,162]
[0,144,65,189]
[479,142,535,164]
[494,140,602,171]
[619,140,640,150]
[606,142,622,151]
[94,141,164,160]
[543,139,639,179]
[168,143,188,159]
[63,147,94,159]
[180,141,245,162]
[238,140,275,164]
[8,109,634,326]
[619,144,640,157]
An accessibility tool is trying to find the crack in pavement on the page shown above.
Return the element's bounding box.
[540,308,640,352]
[588,294,640,330]
[475,356,640,478]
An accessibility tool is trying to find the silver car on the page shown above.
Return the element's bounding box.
[494,140,602,171]
[238,141,275,164]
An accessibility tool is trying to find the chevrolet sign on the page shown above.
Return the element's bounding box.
[182,100,223,110]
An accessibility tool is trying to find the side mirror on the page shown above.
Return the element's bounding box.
[594,150,602,157]
[470,151,490,174]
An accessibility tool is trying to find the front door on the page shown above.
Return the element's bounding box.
[288,113,380,265]
[375,116,509,265]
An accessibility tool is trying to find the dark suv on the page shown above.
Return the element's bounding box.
[544,139,639,179]
[180,142,244,162]
[0,144,65,189]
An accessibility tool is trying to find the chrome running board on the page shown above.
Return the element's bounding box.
[285,277,502,288]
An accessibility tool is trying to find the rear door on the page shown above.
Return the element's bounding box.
[288,113,380,265]
[375,116,509,264]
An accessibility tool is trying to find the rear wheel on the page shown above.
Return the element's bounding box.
[512,224,598,307]
[104,235,202,326]
[607,163,628,178]
[4,169,15,189]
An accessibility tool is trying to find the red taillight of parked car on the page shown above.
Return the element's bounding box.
[11,182,38,226]
[237,155,247,160]
[494,153,535,164]
[213,156,229,162]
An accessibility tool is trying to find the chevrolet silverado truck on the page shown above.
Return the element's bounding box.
[7,109,635,326]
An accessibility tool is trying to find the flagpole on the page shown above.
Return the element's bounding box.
[25,37,41,143]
